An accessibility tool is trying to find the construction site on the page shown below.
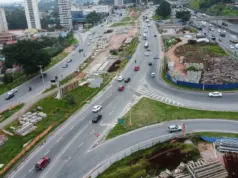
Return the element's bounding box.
[97,135,238,178]
[163,31,238,85]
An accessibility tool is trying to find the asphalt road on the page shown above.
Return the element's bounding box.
[7,8,238,178]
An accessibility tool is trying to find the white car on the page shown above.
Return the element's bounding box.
[8,88,17,94]
[168,125,182,132]
[151,72,156,77]
[144,52,150,56]
[92,105,102,113]
[230,45,235,49]
[208,92,222,97]
[117,75,124,81]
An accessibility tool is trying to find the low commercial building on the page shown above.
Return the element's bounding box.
[0,33,17,45]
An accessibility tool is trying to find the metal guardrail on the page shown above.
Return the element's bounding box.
[90,133,184,178]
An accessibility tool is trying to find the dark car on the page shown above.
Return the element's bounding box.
[124,78,131,83]
[40,73,47,78]
[67,59,72,63]
[78,49,84,53]
[5,92,14,100]
[92,114,102,123]
[154,35,157,37]
[35,156,50,171]
[148,62,152,66]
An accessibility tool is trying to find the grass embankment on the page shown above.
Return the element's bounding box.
[44,52,68,71]
[106,98,238,139]
[0,104,24,123]
[111,22,135,27]
[97,141,199,178]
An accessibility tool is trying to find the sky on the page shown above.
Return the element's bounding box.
[0,0,23,3]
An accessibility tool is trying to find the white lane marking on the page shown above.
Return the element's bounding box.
[44,150,50,155]
[69,126,74,131]
[109,110,114,115]
[78,142,84,148]
[41,123,89,178]
[90,130,94,135]
[66,157,71,162]
[29,167,34,173]
[57,137,62,143]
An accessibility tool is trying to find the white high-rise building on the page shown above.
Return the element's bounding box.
[114,0,124,6]
[0,8,8,33]
[58,0,73,29]
[24,0,41,29]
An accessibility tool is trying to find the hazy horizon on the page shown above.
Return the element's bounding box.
[0,0,23,3]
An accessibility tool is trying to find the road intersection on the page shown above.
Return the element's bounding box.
[5,8,238,178]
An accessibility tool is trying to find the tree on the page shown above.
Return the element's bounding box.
[86,11,102,25]
[5,8,27,29]
[2,74,13,84]
[156,0,171,18]
[2,40,51,75]
[176,11,191,22]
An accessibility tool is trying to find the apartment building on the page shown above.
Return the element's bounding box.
[114,0,124,6]
[0,8,8,33]
[58,0,73,29]
[24,0,41,29]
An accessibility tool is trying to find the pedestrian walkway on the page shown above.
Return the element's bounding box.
[136,85,184,107]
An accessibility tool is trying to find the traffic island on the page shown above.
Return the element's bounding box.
[106,97,238,139]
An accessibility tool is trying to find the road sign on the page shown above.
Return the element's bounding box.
[118,118,124,125]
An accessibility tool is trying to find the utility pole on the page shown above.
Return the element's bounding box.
[39,65,44,85]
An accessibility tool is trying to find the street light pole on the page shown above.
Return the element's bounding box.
[39,65,44,85]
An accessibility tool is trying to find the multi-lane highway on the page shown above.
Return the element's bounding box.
[6,7,238,178]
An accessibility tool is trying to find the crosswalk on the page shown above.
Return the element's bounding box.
[136,85,184,107]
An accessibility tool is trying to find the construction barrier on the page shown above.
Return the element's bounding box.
[61,80,79,97]
[166,73,238,90]
[0,125,53,176]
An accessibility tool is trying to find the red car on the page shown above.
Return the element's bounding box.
[134,66,140,71]
[35,156,50,171]
[118,86,125,91]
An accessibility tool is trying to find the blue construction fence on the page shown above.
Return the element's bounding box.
[166,73,238,90]
[201,136,238,143]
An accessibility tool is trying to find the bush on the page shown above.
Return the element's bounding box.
[2,74,13,84]
[188,39,197,44]
[130,169,146,178]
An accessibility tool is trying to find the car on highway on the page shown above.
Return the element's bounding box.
[168,125,182,132]
[67,59,72,63]
[124,78,131,83]
[8,88,17,94]
[148,62,152,66]
[92,114,102,123]
[151,72,156,78]
[144,52,150,56]
[208,92,222,97]
[154,35,157,37]
[118,86,125,91]
[62,63,68,68]
[117,75,124,81]
[230,45,235,49]
[35,156,50,171]
[78,49,84,53]
[5,92,14,100]
[40,73,47,78]
[153,56,159,59]
[134,66,140,71]
[92,105,102,113]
